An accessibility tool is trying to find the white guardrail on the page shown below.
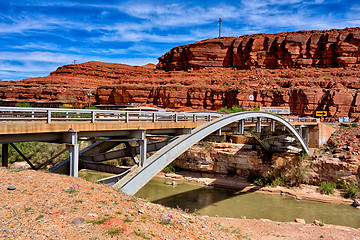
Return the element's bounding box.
[0,107,224,123]
[0,107,317,124]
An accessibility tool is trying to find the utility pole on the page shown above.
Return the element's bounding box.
[218,18,222,38]
[73,60,77,76]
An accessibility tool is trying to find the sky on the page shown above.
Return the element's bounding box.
[1,0,360,80]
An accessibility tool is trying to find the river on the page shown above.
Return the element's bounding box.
[78,170,360,229]
[135,178,360,229]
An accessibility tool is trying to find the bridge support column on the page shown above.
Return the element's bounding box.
[303,127,309,147]
[270,120,276,132]
[238,120,244,135]
[256,117,261,133]
[139,139,147,167]
[2,143,8,167]
[130,130,147,167]
[68,132,79,177]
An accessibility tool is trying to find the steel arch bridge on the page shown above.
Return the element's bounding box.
[0,107,312,195]
[109,111,310,195]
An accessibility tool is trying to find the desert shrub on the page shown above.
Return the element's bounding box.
[162,164,177,173]
[247,170,263,184]
[247,154,311,187]
[319,181,336,195]
[344,184,359,199]
[15,102,31,107]
[218,105,243,113]
[335,180,347,190]
[200,141,214,149]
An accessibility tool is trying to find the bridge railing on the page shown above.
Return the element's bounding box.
[0,107,317,124]
[0,107,224,123]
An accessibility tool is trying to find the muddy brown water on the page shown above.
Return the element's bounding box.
[79,170,360,229]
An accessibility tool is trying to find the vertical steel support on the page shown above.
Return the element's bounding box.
[2,143,8,167]
[256,117,261,133]
[298,127,303,138]
[69,132,79,177]
[193,114,197,122]
[47,110,51,123]
[152,113,156,122]
[138,130,147,167]
[217,129,222,136]
[303,127,309,146]
[125,112,129,123]
[91,111,96,123]
[139,139,147,167]
[270,120,276,132]
[174,113,178,122]
[238,119,244,135]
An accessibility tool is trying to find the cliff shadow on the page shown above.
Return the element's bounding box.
[152,181,261,213]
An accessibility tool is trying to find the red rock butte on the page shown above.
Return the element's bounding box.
[1,28,360,120]
[157,27,360,70]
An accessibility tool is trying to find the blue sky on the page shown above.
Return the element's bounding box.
[1,0,360,80]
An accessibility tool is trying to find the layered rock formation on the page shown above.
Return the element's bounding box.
[2,61,360,120]
[174,125,360,184]
[1,28,360,120]
[158,28,360,71]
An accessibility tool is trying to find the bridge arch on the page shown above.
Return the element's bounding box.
[115,111,309,195]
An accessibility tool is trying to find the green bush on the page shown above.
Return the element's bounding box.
[344,184,359,199]
[163,164,176,173]
[319,181,336,195]
[247,155,310,187]
[200,141,214,149]
[218,105,243,113]
[15,102,31,107]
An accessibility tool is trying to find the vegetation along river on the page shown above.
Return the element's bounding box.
[78,170,360,229]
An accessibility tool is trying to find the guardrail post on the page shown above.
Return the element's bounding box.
[174,113,177,122]
[193,114,196,122]
[208,115,211,121]
[47,110,51,123]
[152,112,156,122]
[125,112,129,123]
[91,111,96,123]
[31,111,34,119]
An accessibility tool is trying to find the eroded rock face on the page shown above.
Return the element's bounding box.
[158,28,360,71]
[176,125,360,184]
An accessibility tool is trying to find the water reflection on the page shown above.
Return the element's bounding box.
[136,179,360,228]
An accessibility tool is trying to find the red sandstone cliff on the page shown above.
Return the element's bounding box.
[157,28,360,71]
[1,28,360,120]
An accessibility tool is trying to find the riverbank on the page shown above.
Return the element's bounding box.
[158,170,356,205]
[1,167,359,239]
[206,217,360,240]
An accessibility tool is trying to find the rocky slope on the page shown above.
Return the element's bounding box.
[157,28,360,71]
[0,167,238,239]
